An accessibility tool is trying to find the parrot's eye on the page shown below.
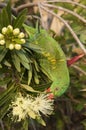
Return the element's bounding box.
[55,87,59,91]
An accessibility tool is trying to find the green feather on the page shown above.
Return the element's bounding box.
[23,24,70,96]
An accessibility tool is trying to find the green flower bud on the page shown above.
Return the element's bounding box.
[7,25,13,32]
[18,32,25,38]
[0,40,5,45]
[2,27,7,34]
[20,39,25,44]
[9,44,14,50]
[14,44,21,50]
[0,33,4,39]
[13,28,20,35]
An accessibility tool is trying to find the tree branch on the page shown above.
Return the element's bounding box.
[16,2,38,12]
[39,4,86,54]
[0,120,5,130]
[42,3,86,24]
[44,0,86,9]
[71,64,86,76]
[38,3,46,29]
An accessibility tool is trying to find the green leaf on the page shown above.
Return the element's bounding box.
[16,50,29,63]
[0,49,7,62]
[28,111,36,119]
[34,60,40,72]
[0,89,17,119]
[36,116,46,126]
[6,0,11,24]
[0,82,15,101]
[34,69,39,84]
[3,60,11,67]
[0,104,10,119]
[22,119,29,130]
[23,42,42,53]
[0,13,3,31]
[1,8,9,27]
[21,60,30,70]
[80,33,86,43]
[28,66,32,85]
[0,77,11,86]
[11,52,21,72]
[21,84,40,93]
[13,9,27,28]
[23,24,36,37]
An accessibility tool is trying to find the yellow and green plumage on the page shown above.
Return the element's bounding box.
[24,25,70,97]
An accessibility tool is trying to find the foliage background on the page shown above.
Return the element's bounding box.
[0,0,86,130]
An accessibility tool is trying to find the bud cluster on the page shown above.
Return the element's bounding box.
[0,25,26,50]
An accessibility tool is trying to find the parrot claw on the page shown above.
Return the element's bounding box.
[46,88,54,99]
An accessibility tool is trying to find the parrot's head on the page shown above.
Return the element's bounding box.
[50,81,69,97]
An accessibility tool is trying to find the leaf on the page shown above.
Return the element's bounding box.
[28,111,36,119]
[36,116,46,126]
[0,87,17,119]
[34,69,39,84]
[21,60,30,70]
[0,77,11,86]
[22,119,29,130]
[0,13,3,31]
[11,52,21,72]
[0,49,7,62]
[23,24,36,38]
[1,8,9,27]
[16,50,29,63]
[0,82,15,101]
[23,42,42,55]
[21,84,40,93]
[28,66,32,85]
[13,9,27,28]
[80,33,86,43]
[6,0,11,24]
[0,82,16,109]
[3,60,11,67]
[0,104,10,119]
[34,60,39,72]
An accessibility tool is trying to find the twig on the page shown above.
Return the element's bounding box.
[16,2,38,12]
[0,120,5,130]
[71,64,86,75]
[38,3,46,29]
[0,3,17,15]
[0,3,6,8]
[27,15,40,21]
[42,3,86,23]
[44,0,86,9]
[39,4,86,54]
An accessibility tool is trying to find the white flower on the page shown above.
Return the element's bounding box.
[14,44,21,50]
[13,28,20,35]
[10,93,54,122]
[9,44,14,50]
[7,25,13,32]
[11,93,34,122]
[20,39,26,44]
[0,40,5,45]
[12,105,25,122]
[0,33,4,39]
[2,27,7,34]
[18,32,25,38]
[32,94,54,116]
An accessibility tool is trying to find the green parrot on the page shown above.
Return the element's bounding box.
[23,24,70,97]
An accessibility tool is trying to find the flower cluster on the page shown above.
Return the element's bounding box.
[0,25,25,50]
[10,93,54,122]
